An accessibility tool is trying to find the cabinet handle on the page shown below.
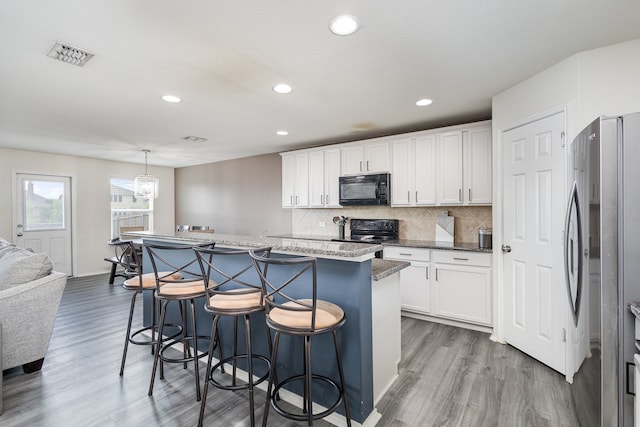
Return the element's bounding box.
[290,195,294,205]
[296,195,299,205]
[399,253,412,256]
[415,191,418,202]
[458,188,462,202]
[407,191,410,203]
[453,257,469,261]
[326,195,330,205]
[469,188,472,201]
[359,161,363,172]
[426,266,429,280]
[435,268,438,281]
[321,195,324,205]
[366,160,370,171]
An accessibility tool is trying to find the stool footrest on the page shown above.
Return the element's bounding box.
[270,374,344,422]
[207,354,270,391]
[128,323,182,346]
[158,335,211,364]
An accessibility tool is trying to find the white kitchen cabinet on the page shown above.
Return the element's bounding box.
[431,250,492,325]
[463,125,492,205]
[384,246,430,313]
[281,152,309,208]
[341,140,390,175]
[391,135,436,206]
[436,131,464,205]
[308,148,341,208]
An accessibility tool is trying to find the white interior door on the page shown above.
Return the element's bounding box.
[502,111,566,374]
[14,173,72,276]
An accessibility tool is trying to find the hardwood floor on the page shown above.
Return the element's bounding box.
[1,274,580,426]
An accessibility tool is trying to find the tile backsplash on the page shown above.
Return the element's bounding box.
[292,206,492,243]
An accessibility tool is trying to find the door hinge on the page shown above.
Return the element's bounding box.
[562,328,566,342]
[561,131,566,148]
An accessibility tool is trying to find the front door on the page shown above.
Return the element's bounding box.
[502,111,566,374]
[14,173,73,276]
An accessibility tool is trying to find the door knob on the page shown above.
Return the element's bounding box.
[17,232,23,237]
[502,244,511,253]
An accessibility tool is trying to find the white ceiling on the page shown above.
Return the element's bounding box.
[2,1,640,168]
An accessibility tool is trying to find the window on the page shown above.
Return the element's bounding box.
[110,178,153,238]
[22,179,65,231]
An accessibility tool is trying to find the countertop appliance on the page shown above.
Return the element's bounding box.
[565,113,640,426]
[332,218,399,258]
[339,173,390,206]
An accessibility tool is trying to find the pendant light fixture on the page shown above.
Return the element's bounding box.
[134,149,159,199]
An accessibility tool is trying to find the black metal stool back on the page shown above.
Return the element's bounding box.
[249,251,351,426]
[144,242,215,402]
[193,246,272,427]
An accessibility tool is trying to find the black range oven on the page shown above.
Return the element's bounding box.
[332,218,399,258]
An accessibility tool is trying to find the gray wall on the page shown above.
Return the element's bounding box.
[174,153,291,236]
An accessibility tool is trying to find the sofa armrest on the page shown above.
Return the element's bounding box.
[0,271,67,371]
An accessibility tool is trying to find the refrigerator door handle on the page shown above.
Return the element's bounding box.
[564,181,583,326]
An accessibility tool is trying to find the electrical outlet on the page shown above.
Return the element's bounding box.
[319,221,326,227]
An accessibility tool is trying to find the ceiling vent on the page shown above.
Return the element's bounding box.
[182,136,208,143]
[47,42,94,67]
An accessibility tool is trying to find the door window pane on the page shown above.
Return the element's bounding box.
[23,180,65,230]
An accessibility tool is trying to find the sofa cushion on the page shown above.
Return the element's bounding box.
[0,247,54,290]
[0,237,14,259]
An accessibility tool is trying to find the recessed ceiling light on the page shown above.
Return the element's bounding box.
[273,84,292,94]
[416,98,433,107]
[276,130,289,136]
[329,15,360,36]
[162,95,182,103]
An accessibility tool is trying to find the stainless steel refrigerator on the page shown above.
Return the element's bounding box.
[566,113,640,426]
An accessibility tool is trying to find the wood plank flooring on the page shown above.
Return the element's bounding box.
[1,274,580,426]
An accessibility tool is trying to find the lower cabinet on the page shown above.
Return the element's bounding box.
[385,246,492,328]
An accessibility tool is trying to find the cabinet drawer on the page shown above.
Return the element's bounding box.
[384,246,430,262]
[432,250,490,267]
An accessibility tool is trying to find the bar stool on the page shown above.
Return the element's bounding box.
[193,246,273,427]
[145,242,215,401]
[119,241,182,376]
[249,251,351,427]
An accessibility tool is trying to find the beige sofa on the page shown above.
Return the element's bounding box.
[0,238,67,414]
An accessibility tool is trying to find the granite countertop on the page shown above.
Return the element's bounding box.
[630,301,640,319]
[385,239,492,253]
[269,234,491,253]
[126,231,382,261]
[371,259,410,281]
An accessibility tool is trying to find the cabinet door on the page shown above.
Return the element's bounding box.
[308,150,325,207]
[294,153,309,207]
[437,131,463,205]
[324,148,341,207]
[432,263,491,325]
[365,141,390,173]
[463,127,492,204]
[341,144,365,175]
[399,263,430,313]
[281,154,295,208]
[391,139,413,206]
[414,134,436,205]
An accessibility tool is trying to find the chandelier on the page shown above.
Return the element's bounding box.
[134,149,159,199]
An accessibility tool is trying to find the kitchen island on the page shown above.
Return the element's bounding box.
[127,231,407,426]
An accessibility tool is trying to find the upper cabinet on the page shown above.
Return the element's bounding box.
[308,148,341,208]
[391,135,436,206]
[281,152,309,208]
[463,126,492,205]
[436,131,464,205]
[281,120,491,209]
[341,140,390,175]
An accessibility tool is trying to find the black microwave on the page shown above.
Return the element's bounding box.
[339,173,390,206]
